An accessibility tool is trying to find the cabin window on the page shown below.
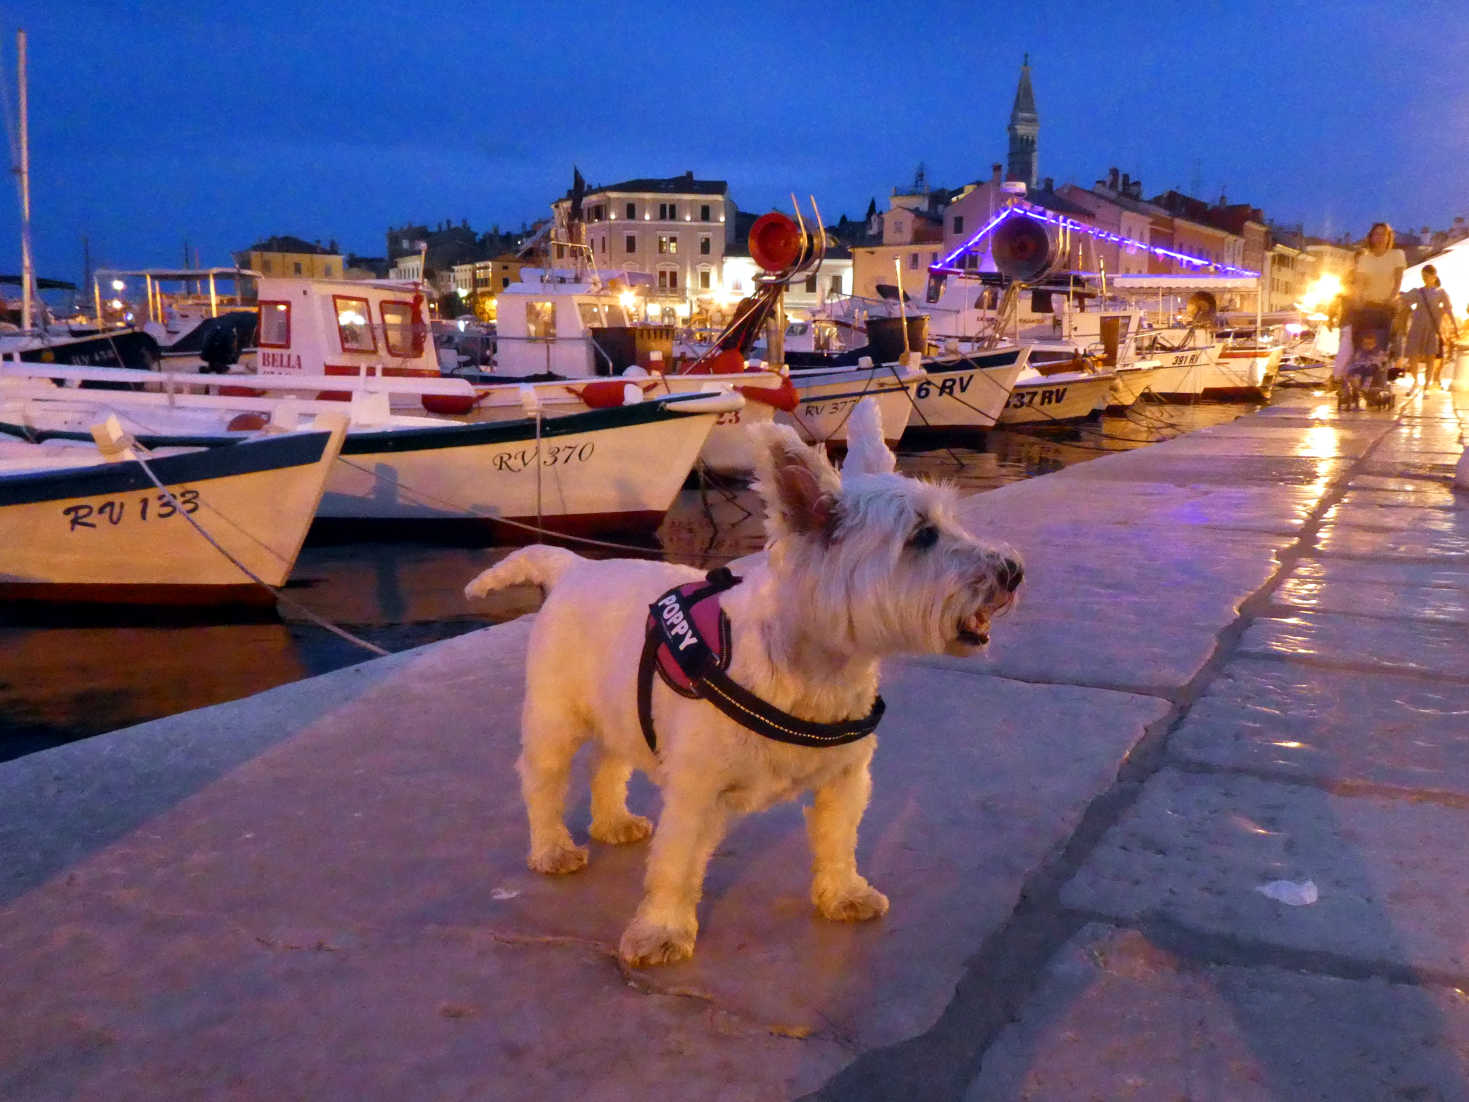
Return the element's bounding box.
[381,299,425,358]
[1030,290,1054,313]
[606,305,628,326]
[658,235,677,255]
[333,296,376,352]
[258,301,290,348]
[526,301,556,340]
[577,302,604,327]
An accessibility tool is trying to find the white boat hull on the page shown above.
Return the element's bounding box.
[998,371,1114,425]
[0,424,344,598]
[319,394,734,532]
[1106,364,1167,409]
[907,348,1025,430]
[459,371,785,474]
[781,363,922,445]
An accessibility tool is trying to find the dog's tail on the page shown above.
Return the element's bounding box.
[465,545,583,601]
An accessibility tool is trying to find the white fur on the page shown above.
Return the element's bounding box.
[465,398,1022,967]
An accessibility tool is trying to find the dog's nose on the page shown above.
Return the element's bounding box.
[998,557,1024,592]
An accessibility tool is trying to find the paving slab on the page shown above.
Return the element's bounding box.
[1167,655,1469,796]
[1315,518,1469,560]
[1272,558,1469,624]
[965,924,1469,1102]
[0,624,1166,1099]
[1324,498,1469,533]
[960,472,1320,537]
[1060,767,1469,976]
[1239,610,1469,679]
[1349,473,1461,494]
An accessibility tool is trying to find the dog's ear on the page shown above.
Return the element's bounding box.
[751,424,841,539]
[840,397,896,478]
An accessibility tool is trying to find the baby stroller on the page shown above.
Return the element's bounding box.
[1338,305,1396,411]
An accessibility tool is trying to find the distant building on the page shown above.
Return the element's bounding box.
[550,170,736,320]
[234,235,343,279]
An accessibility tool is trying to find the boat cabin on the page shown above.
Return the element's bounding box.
[253,276,438,379]
[493,268,674,379]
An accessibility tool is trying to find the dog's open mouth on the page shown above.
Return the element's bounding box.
[956,610,990,646]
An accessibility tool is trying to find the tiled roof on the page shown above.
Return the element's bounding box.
[576,172,727,197]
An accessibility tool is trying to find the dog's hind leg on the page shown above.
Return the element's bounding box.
[806,759,890,922]
[619,783,729,966]
[517,695,590,876]
[588,748,653,845]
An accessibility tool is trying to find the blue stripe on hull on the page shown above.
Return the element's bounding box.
[0,430,331,508]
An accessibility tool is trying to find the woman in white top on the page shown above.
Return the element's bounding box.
[1353,222,1407,307]
[1335,222,1407,382]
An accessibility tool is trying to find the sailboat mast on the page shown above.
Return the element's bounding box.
[17,29,33,333]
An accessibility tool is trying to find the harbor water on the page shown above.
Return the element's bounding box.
[0,400,1261,762]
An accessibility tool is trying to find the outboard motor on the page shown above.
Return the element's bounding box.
[199,317,241,374]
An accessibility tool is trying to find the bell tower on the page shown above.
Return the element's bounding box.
[1006,55,1039,191]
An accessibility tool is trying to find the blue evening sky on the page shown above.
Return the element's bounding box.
[1,0,1465,287]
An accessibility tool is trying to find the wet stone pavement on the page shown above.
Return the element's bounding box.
[0,387,1466,1101]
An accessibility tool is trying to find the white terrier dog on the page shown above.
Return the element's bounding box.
[465,399,1022,967]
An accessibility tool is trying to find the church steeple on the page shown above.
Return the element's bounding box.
[1007,55,1038,191]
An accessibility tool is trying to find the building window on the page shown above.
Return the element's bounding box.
[699,268,711,289]
[333,296,376,353]
[699,234,711,255]
[599,236,607,255]
[501,276,511,289]
[952,216,964,235]
[658,202,677,220]
[909,253,919,270]
[258,301,290,347]
[804,275,817,292]
[658,234,678,255]
[657,268,678,291]
[625,234,637,253]
[324,263,333,278]
[261,259,273,274]
[625,202,636,219]
[829,274,842,294]
[700,203,711,221]
[293,261,303,275]
[526,301,556,340]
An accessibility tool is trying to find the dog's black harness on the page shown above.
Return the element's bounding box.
[636,567,885,753]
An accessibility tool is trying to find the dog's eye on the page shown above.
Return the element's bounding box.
[909,523,939,550]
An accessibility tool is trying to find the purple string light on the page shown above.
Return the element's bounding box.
[932,201,1260,278]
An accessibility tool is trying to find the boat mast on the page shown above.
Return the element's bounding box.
[16,29,33,333]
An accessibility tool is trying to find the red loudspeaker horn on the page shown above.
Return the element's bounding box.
[749,212,804,273]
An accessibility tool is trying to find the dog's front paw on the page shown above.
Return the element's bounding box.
[527,841,589,875]
[619,914,696,967]
[814,878,890,922]
[589,813,654,846]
